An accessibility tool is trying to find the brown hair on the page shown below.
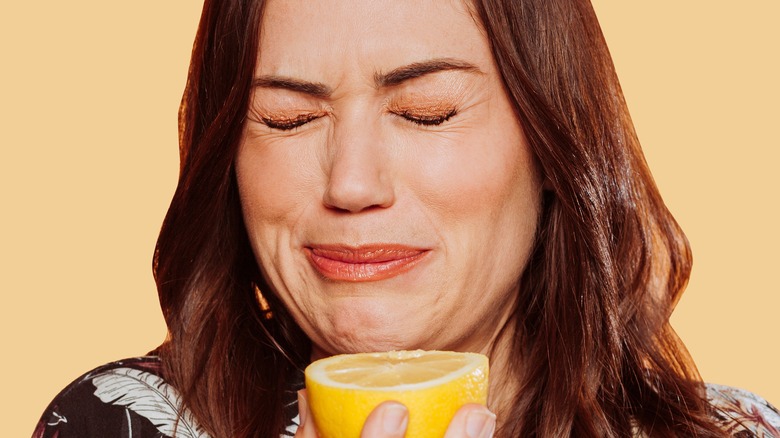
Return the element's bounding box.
[154,0,725,436]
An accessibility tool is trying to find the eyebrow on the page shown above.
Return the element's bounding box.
[374,58,482,87]
[252,76,331,98]
[252,58,481,98]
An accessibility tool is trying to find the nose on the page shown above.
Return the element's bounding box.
[322,115,395,213]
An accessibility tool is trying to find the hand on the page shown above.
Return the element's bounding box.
[294,390,496,438]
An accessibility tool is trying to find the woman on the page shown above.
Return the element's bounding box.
[34,0,779,437]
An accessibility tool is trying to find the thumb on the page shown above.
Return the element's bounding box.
[359,401,409,438]
[443,404,496,438]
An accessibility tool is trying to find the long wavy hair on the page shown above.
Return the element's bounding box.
[154,0,726,436]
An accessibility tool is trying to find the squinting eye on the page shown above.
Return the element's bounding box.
[397,108,457,126]
[260,113,320,131]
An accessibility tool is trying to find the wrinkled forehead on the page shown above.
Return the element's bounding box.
[256,0,493,84]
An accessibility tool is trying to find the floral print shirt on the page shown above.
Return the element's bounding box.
[33,356,780,437]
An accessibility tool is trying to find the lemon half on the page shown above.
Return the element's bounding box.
[305,350,489,438]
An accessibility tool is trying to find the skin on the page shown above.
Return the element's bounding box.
[235,0,543,435]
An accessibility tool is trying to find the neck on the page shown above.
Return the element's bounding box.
[477,312,520,428]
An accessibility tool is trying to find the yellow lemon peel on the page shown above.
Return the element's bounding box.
[305,350,489,438]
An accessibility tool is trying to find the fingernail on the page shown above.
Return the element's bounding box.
[466,409,496,438]
[381,403,408,435]
[297,390,308,427]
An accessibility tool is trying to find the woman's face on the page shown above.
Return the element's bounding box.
[236,0,542,357]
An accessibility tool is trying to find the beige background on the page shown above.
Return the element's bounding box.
[1,1,777,436]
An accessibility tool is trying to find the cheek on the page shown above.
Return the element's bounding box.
[410,131,538,220]
[235,138,320,227]
[235,138,324,315]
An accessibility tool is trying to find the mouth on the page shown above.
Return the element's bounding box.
[304,244,430,282]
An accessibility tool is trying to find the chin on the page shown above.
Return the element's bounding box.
[317,323,427,356]
[309,297,441,355]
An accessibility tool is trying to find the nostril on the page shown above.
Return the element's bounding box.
[324,203,385,214]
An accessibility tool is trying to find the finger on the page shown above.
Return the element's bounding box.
[443,404,496,438]
[294,389,317,438]
[359,401,408,438]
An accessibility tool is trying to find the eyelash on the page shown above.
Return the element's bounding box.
[397,108,457,126]
[258,108,457,131]
[260,114,320,131]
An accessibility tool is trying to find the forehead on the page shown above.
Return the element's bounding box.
[257,0,492,81]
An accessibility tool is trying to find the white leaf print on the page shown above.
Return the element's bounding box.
[92,367,211,438]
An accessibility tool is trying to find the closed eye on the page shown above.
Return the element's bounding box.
[397,108,457,126]
[260,113,321,131]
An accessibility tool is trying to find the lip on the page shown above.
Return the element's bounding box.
[305,244,430,282]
